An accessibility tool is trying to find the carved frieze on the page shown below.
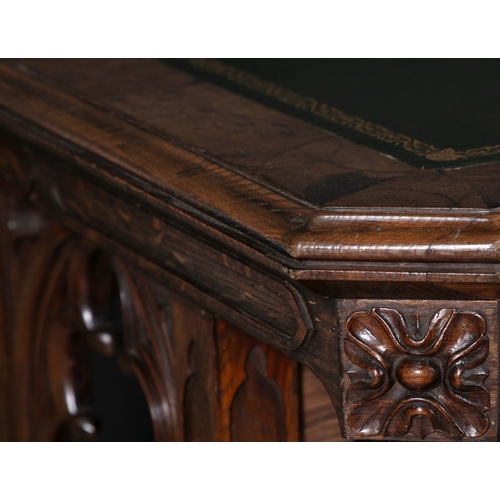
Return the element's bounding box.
[339,300,499,441]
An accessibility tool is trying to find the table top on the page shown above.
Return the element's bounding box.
[1,58,500,271]
[168,59,500,170]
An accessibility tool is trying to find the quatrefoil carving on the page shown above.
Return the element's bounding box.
[343,307,491,440]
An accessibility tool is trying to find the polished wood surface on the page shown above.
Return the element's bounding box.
[340,300,497,440]
[1,59,500,441]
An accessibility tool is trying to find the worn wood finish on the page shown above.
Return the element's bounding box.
[3,61,500,270]
[2,59,500,441]
[8,59,414,205]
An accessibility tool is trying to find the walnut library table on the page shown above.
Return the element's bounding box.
[1,59,500,441]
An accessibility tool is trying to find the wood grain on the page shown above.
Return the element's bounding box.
[3,62,500,270]
[2,60,500,442]
[10,59,414,205]
[301,366,343,442]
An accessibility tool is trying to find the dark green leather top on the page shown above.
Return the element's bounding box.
[166,59,500,169]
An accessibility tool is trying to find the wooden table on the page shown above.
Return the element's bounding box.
[1,59,499,441]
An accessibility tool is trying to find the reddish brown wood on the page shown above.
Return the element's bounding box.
[230,346,286,441]
[215,320,299,442]
[183,338,215,441]
[2,59,500,442]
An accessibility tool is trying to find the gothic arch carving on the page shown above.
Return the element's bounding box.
[12,225,180,441]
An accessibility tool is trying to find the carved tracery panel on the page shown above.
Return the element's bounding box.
[8,219,181,441]
[1,136,301,442]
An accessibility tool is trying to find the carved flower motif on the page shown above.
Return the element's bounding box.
[344,308,490,439]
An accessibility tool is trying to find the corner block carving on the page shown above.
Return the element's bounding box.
[339,300,499,441]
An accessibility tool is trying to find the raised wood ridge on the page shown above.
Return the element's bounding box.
[289,207,500,263]
[2,60,500,283]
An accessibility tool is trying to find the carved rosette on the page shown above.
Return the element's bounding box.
[340,301,499,441]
